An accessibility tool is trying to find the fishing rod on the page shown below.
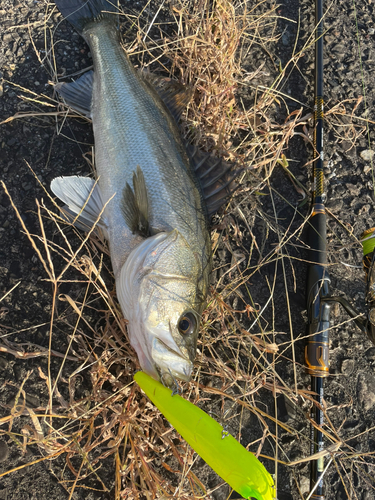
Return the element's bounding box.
[304,0,375,492]
[305,0,330,496]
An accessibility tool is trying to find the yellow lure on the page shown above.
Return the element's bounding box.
[134,371,275,500]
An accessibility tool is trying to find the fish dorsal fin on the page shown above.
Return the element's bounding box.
[187,145,241,216]
[141,72,193,123]
[50,175,109,236]
[121,166,150,237]
[55,70,93,117]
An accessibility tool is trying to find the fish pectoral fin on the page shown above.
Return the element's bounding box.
[141,71,193,123]
[51,176,109,237]
[186,144,242,216]
[55,71,93,118]
[121,166,150,237]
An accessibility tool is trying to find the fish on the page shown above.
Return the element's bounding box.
[50,0,237,388]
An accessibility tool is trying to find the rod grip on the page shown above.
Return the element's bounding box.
[308,210,327,264]
[306,212,330,377]
[305,265,330,377]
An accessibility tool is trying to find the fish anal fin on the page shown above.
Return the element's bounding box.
[141,72,193,123]
[187,144,241,216]
[121,166,150,237]
[55,70,93,117]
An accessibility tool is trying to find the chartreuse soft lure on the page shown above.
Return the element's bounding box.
[134,371,275,500]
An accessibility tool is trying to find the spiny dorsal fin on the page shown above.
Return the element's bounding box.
[55,70,93,117]
[141,72,193,123]
[121,166,150,236]
[187,145,241,216]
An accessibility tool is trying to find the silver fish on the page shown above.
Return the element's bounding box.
[51,0,235,387]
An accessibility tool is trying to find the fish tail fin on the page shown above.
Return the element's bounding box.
[55,0,119,33]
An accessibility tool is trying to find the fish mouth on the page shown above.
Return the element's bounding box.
[151,338,193,388]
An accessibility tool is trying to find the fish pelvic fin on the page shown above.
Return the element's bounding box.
[55,0,119,34]
[121,166,150,237]
[187,145,242,216]
[55,70,93,117]
[51,175,109,237]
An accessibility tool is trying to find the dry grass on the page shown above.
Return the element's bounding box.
[1,0,375,499]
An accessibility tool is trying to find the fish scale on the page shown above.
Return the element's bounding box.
[50,0,213,387]
[87,23,209,277]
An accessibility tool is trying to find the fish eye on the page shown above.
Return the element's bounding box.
[177,311,196,336]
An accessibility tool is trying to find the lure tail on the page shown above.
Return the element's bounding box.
[55,0,118,33]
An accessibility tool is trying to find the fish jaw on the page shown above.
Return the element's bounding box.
[152,338,193,386]
[124,314,193,387]
[116,230,205,385]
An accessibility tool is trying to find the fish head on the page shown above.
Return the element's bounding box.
[117,230,207,388]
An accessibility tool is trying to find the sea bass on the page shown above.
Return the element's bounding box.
[51,0,235,387]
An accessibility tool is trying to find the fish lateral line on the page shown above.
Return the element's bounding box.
[51,0,235,389]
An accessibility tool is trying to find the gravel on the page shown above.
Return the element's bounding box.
[1,0,375,499]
